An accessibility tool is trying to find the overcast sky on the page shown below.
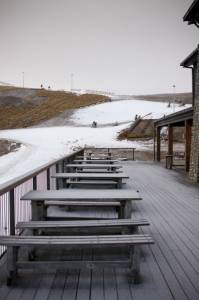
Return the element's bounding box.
[0,0,198,94]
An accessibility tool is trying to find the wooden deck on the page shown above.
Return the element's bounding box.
[1,161,199,300]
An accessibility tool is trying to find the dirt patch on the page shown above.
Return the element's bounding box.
[0,139,21,156]
[118,118,155,140]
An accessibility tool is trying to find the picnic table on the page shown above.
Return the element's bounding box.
[52,172,129,189]
[21,189,141,220]
[72,159,118,164]
[66,163,122,172]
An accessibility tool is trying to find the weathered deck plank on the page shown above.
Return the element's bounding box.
[1,161,199,300]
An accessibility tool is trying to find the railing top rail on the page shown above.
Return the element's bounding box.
[0,148,83,196]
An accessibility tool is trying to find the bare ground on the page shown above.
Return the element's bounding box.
[0,139,21,156]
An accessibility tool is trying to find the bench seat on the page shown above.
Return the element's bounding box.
[0,234,153,246]
[16,219,150,229]
[74,170,123,173]
[44,200,121,207]
[0,234,154,284]
[67,180,118,186]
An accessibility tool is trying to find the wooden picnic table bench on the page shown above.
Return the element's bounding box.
[52,173,129,189]
[21,189,142,220]
[0,234,154,285]
[76,156,128,161]
[165,153,185,169]
[69,170,123,174]
[66,163,122,171]
[16,219,149,237]
[72,159,118,164]
[17,219,150,234]
[67,179,120,187]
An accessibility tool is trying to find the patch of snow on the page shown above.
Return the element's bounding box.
[71,99,191,125]
[0,124,150,185]
[0,99,190,186]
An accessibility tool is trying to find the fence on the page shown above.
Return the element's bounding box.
[0,148,84,258]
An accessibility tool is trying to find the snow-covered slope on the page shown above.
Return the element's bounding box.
[0,124,153,184]
[0,99,190,185]
[71,99,191,125]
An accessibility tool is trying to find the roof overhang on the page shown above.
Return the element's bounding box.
[180,48,198,67]
[183,0,199,26]
[154,107,194,127]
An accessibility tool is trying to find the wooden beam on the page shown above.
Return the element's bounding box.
[153,125,156,161]
[185,120,192,172]
[168,125,173,155]
[157,127,161,161]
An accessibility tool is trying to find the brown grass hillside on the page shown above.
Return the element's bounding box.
[0,88,109,129]
[118,119,155,140]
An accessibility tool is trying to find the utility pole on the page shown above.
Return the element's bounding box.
[172,84,176,113]
[22,72,24,88]
[70,73,74,91]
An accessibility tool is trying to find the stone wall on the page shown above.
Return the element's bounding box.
[189,45,199,182]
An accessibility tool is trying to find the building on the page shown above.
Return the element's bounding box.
[154,0,199,182]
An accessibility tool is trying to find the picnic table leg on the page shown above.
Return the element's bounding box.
[31,201,45,221]
[57,178,65,189]
[7,246,18,285]
[124,201,132,219]
[118,201,125,218]
[130,246,141,284]
[117,178,122,189]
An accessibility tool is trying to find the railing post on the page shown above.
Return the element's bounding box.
[157,126,161,161]
[132,148,135,161]
[47,168,50,190]
[9,189,15,235]
[33,176,37,190]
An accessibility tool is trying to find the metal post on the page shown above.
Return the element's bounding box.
[157,127,161,161]
[172,84,176,113]
[47,168,50,190]
[33,176,37,190]
[168,125,173,155]
[132,148,135,161]
[9,189,15,235]
[22,72,24,88]
[153,125,156,161]
[185,120,192,172]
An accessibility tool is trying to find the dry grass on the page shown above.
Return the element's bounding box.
[0,89,109,129]
[118,119,154,140]
[0,85,15,92]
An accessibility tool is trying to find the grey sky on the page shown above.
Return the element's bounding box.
[0,0,198,94]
